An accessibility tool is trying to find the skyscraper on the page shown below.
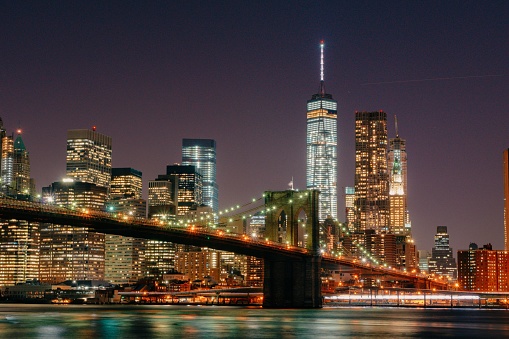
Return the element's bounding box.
[504,149,509,250]
[306,40,338,221]
[66,128,112,190]
[182,139,218,216]
[0,219,40,286]
[1,134,14,195]
[166,164,203,216]
[13,131,35,198]
[105,168,146,285]
[40,180,108,283]
[344,187,355,232]
[0,118,7,194]
[428,226,457,280]
[39,128,112,283]
[354,111,389,232]
[0,125,39,286]
[388,117,410,235]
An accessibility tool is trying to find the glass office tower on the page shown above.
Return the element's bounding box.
[182,139,218,216]
[306,41,338,221]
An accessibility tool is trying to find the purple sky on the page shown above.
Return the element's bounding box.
[1,1,508,252]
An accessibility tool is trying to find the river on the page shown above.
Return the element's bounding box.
[1,304,508,338]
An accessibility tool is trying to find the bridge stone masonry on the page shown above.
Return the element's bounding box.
[263,190,322,308]
[0,195,448,309]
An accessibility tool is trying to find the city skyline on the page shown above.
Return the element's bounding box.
[0,2,508,252]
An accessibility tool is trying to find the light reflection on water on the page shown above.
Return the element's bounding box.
[1,304,509,338]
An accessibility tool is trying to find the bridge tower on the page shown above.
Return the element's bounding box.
[263,190,322,308]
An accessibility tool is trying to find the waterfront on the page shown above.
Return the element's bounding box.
[1,305,509,338]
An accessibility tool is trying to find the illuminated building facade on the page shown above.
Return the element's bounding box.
[182,139,218,216]
[0,219,40,286]
[105,168,146,285]
[147,178,175,219]
[166,164,203,216]
[145,174,178,279]
[306,41,337,221]
[0,124,39,286]
[66,128,112,190]
[0,117,5,165]
[504,149,509,250]
[39,180,108,283]
[110,168,143,199]
[174,249,220,283]
[246,256,264,287]
[428,226,457,280]
[458,243,509,292]
[418,250,431,273]
[1,135,13,195]
[12,132,35,198]
[344,187,355,232]
[388,119,410,235]
[354,111,389,232]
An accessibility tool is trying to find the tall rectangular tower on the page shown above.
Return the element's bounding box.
[504,149,509,250]
[182,139,218,216]
[166,164,203,216]
[388,118,409,235]
[66,128,112,190]
[1,135,14,195]
[105,168,146,285]
[354,111,389,232]
[306,40,338,221]
[428,226,457,279]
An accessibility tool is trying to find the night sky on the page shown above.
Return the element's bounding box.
[1,1,508,252]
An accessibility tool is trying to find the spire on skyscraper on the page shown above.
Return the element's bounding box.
[319,40,325,97]
[14,130,26,151]
[395,115,399,138]
[306,40,338,221]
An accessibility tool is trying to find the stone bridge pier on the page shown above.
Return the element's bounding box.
[263,255,322,308]
[262,190,322,308]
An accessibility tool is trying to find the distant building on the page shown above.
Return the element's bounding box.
[245,256,264,287]
[354,111,389,233]
[38,128,113,283]
[504,149,509,250]
[66,128,112,190]
[175,249,220,283]
[147,179,175,219]
[166,164,203,216]
[1,134,14,195]
[458,243,509,292]
[388,117,410,235]
[0,219,40,286]
[0,126,39,286]
[418,250,431,274]
[40,180,108,283]
[105,168,146,285]
[306,40,337,221]
[428,226,457,280]
[182,139,218,216]
[344,187,355,232]
[110,168,143,199]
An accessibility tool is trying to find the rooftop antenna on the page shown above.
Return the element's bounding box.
[319,40,325,96]
[395,115,399,138]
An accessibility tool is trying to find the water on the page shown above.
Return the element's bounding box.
[1,304,509,338]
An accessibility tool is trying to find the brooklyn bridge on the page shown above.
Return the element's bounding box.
[0,191,448,308]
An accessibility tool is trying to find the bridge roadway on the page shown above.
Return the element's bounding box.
[0,197,448,304]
